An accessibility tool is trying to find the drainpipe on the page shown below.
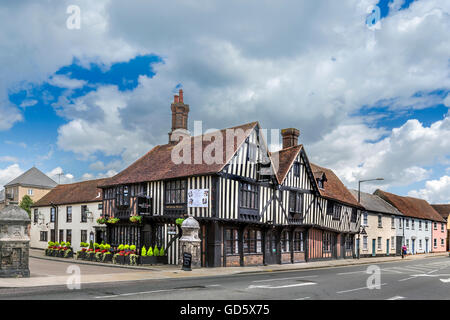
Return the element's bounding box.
[51,202,58,242]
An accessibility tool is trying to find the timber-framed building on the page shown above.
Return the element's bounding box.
[98,90,363,267]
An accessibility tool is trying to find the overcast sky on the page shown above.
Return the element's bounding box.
[0,0,449,203]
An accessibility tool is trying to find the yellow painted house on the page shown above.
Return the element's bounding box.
[0,167,57,210]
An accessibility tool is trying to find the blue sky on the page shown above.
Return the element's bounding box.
[0,0,449,203]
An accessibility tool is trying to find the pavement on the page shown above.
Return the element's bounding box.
[0,249,446,289]
[1,255,449,300]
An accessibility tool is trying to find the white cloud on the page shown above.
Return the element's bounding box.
[0,156,18,163]
[19,99,38,108]
[48,75,87,89]
[408,175,450,204]
[0,164,23,188]
[46,167,74,184]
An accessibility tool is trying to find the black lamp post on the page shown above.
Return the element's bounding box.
[356,178,384,259]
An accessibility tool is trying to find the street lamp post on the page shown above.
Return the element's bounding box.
[356,178,384,259]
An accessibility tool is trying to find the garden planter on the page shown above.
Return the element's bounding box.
[102,254,113,263]
[77,251,86,260]
[140,256,168,265]
[114,255,125,264]
[124,255,131,265]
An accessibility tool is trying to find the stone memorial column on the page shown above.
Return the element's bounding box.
[0,205,31,277]
[178,216,201,270]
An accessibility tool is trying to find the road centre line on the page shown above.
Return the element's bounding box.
[95,288,193,299]
[248,282,316,289]
[386,296,405,300]
[252,275,318,283]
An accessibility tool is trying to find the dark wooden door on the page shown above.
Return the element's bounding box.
[265,230,278,265]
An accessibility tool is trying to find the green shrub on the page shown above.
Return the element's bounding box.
[124,244,130,250]
[89,241,94,250]
[154,246,159,256]
[65,242,71,247]
[130,245,136,251]
[118,244,124,251]
[105,244,111,250]
[99,244,105,250]
[94,243,100,249]
[147,247,153,256]
[175,218,185,225]
[141,246,147,256]
[159,247,165,256]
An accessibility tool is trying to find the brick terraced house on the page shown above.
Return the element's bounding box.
[30,179,107,252]
[375,190,447,254]
[98,90,363,267]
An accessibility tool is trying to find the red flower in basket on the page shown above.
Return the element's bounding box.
[119,250,125,256]
[81,248,87,252]
[101,249,107,253]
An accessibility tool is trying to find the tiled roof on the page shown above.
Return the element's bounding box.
[310,163,362,208]
[350,189,403,216]
[4,167,57,189]
[374,189,445,222]
[32,178,107,207]
[431,204,450,221]
[270,145,303,184]
[99,122,258,187]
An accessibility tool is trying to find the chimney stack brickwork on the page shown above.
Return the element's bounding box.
[169,89,190,143]
[281,128,300,149]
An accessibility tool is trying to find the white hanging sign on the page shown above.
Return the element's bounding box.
[187,189,209,208]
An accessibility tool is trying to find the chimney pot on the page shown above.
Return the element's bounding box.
[179,89,183,103]
[174,95,179,103]
[281,128,300,149]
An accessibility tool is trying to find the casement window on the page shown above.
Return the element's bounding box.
[33,209,38,223]
[81,205,87,223]
[391,237,395,249]
[28,189,33,196]
[81,230,87,243]
[399,218,402,228]
[243,229,262,254]
[280,230,290,252]
[442,223,445,232]
[363,212,368,226]
[419,220,422,230]
[327,202,342,220]
[165,180,186,205]
[406,239,409,248]
[411,219,415,230]
[316,178,324,189]
[247,142,258,163]
[441,239,444,246]
[406,219,409,229]
[434,238,437,247]
[419,239,422,249]
[293,231,304,252]
[66,206,72,223]
[434,222,437,230]
[116,185,131,207]
[59,230,64,242]
[425,221,428,230]
[378,215,382,228]
[351,208,358,223]
[66,230,72,244]
[363,236,368,250]
[239,183,258,210]
[289,191,303,214]
[391,216,395,229]
[323,232,332,252]
[40,231,48,242]
[345,235,353,250]
[225,228,240,255]
[98,203,103,210]
[377,237,382,250]
[50,229,55,242]
[50,207,55,222]
[293,162,300,177]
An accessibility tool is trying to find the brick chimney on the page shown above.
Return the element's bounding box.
[169,89,190,143]
[281,128,300,149]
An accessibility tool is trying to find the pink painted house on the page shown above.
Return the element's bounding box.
[431,219,447,253]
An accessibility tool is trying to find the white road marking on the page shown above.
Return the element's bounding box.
[336,283,387,294]
[95,288,192,299]
[294,296,311,300]
[387,296,405,300]
[381,268,403,273]
[248,282,316,289]
[398,277,415,282]
[440,278,450,283]
[252,275,318,283]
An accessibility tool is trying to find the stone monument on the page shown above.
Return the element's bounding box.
[178,216,201,269]
[0,205,31,277]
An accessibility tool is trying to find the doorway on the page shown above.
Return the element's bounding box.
[372,239,376,256]
[386,239,390,256]
[265,229,278,265]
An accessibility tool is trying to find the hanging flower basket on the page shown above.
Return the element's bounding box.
[129,215,142,224]
[107,217,120,224]
[96,217,107,224]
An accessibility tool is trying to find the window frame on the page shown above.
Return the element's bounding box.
[164,180,187,205]
[40,231,48,242]
[225,228,240,256]
[50,207,55,223]
[66,206,72,223]
[243,229,262,254]
[293,231,304,252]
[239,182,259,211]
[81,205,87,223]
